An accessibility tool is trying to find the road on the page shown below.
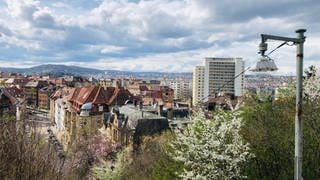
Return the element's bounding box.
[24,108,50,127]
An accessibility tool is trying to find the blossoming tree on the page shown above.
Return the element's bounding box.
[173,109,253,179]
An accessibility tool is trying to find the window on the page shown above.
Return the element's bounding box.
[99,105,103,112]
[113,129,118,141]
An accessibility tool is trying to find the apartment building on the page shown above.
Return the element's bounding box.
[204,57,244,101]
[193,58,244,106]
[169,80,192,101]
[192,66,205,106]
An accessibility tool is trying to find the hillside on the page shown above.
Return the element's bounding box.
[0,64,192,79]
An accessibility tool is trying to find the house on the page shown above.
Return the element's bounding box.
[50,87,73,125]
[54,97,67,132]
[24,80,48,107]
[142,86,174,107]
[38,86,56,110]
[53,78,66,87]
[0,88,17,118]
[63,86,111,149]
[64,76,86,87]
[68,86,111,114]
[127,85,148,96]
[5,86,24,98]
[4,78,29,89]
[99,78,114,88]
[104,103,169,148]
[139,80,161,89]
[108,87,134,106]
[49,86,135,150]
[87,77,98,85]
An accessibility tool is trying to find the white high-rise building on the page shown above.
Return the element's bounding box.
[169,80,192,101]
[192,66,205,106]
[203,57,244,101]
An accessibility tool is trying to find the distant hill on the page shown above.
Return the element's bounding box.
[0,64,192,79]
[0,64,104,77]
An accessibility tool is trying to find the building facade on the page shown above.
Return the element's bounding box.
[105,104,169,147]
[49,86,136,150]
[4,78,29,89]
[24,80,48,107]
[192,66,205,106]
[0,88,17,118]
[142,86,174,107]
[203,58,244,101]
[169,80,192,101]
[38,87,55,110]
[99,79,114,88]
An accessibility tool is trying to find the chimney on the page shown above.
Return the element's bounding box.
[158,104,163,116]
[167,108,173,120]
[139,101,143,110]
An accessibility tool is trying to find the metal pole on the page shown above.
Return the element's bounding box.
[295,29,306,180]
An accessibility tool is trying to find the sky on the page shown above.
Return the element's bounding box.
[0,0,319,73]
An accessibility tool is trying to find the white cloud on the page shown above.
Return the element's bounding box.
[0,33,42,49]
[100,45,125,54]
[0,0,318,74]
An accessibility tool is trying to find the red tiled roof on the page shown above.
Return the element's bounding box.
[67,87,81,101]
[50,89,61,99]
[51,87,72,99]
[65,86,134,108]
[108,87,132,105]
[76,86,96,104]
[67,86,112,106]
[92,86,111,104]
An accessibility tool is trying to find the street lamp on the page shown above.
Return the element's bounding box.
[251,55,278,72]
[251,29,306,180]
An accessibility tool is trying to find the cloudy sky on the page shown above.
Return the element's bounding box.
[0,0,318,73]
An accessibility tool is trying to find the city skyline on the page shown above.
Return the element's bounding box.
[0,0,319,73]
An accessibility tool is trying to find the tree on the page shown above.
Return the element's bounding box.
[172,109,253,179]
[66,134,116,179]
[92,147,133,180]
[300,66,320,179]
[241,65,320,179]
[0,120,65,179]
[92,132,183,180]
[150,132,183,180]
[241,98,295,179]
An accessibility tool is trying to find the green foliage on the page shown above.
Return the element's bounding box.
[150,132,183,180]
[301,95,320,179]
[241,67,320,179]
[275,78,295,100]
[0,113,16,122]
[92,161,113,179]
[93,147,132,180]
[92,131,182,180]
[241,98,295,179]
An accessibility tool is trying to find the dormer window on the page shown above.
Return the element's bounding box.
[99,105,103,112]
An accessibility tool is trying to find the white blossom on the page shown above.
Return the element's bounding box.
[172,109,253,179]
[304,67,320,102]
[276,66,320,102]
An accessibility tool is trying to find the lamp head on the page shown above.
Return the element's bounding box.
[258,42,268,56]
[250,55,278,72]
